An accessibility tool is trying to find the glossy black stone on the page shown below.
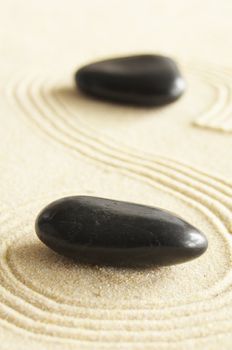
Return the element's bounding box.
[75,54,185,106]
[35,196,207,267]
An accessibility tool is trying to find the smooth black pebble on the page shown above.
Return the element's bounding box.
[75,54,185,106]
[35,196,207,267]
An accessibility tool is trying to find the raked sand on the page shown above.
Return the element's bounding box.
[1,1,232,349]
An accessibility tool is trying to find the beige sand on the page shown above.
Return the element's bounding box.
[1,0,232,349]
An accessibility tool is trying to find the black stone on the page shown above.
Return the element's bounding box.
[35,196,207,267]
[75,54,185,106]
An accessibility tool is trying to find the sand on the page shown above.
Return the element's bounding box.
[0,0,232,349]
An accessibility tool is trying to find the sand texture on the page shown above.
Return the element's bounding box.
[1,1,232,349]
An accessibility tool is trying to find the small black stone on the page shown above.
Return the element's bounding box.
[35,196,207,267]
[75,54,185,106]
